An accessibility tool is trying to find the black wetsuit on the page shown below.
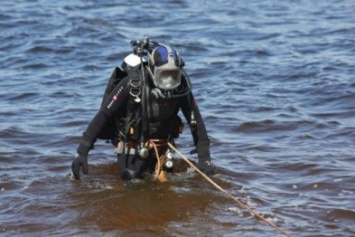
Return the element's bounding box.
[76,70,211,180]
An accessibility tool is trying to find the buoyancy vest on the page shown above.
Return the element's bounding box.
[98,65,190,142]
[125,66,184,141]
[97,67,127,140]
[145,90,183,139]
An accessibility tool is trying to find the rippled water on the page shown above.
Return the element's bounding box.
[1,0,355,236]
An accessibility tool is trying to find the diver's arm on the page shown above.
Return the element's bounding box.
[181,92,211,162]
[76,76,131,156]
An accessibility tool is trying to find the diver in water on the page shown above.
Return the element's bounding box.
[72,37,215,181]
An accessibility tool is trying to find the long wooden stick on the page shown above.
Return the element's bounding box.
[167,142,293,237]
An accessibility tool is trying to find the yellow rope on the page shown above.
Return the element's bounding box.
[167,142,293,237]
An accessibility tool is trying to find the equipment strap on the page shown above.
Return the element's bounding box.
[126,66,142,103]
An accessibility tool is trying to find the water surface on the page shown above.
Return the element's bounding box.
[1,0,355,236]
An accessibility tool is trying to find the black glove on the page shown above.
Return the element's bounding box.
[197,160,216,175]
[71,153,88,180]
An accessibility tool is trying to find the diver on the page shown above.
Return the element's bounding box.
[72,37,216,181]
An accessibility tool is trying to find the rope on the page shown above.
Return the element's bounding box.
[148,139,167,181]
[167,142,293,237]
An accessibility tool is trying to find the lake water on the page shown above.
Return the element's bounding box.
[1,0,355,236]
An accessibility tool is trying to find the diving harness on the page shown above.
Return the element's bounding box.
[115,37,197,179]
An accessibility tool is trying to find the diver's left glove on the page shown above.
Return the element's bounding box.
[197,160,216,176]
[72,153,88,180]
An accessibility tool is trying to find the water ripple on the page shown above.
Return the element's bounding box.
[1,0,355,236]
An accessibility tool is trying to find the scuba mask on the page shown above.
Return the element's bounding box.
[149,45,182,91]
[150,69,191,99]
[153,63,182,90]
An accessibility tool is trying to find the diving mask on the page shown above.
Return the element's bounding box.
[153,64,182,90]
[150,45,182,90]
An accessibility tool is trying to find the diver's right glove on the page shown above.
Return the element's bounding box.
[197,160,216,176]
[71,153,88,180]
